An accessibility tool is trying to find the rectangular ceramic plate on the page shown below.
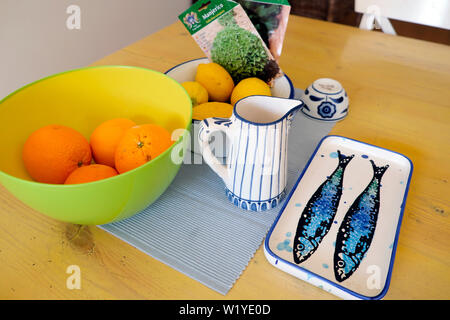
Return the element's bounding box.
[264,135,413,299]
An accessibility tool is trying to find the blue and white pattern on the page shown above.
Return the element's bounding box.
[198,96,303,211]
[317,101,337,118]
[225,188,286,211]
[293,151,354,263]
[333,160,389,282]
[301,78,349,122]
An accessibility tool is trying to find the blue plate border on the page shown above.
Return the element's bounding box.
[264,134,414,300]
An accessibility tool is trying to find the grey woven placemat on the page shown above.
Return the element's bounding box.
[99,89,335,295]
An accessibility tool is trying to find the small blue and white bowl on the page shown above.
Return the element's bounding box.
[301,78,348,122]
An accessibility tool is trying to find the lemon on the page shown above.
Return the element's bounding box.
[195,63,234,102]
[192,102,233,121]
[230,77,271,106]
[181,81,209,107]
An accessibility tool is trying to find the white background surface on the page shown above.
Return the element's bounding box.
[355,0,450,29]
[0,0,190,99]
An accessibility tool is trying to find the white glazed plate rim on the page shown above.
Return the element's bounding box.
[164,57,295,124]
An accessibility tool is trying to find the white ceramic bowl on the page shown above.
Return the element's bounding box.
[300,78,349,122]
[165,57,295,156]
[165,57,295,100]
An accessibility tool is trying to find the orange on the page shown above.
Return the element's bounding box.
[90,118,136,168]
[195,63,234,102]
[22,124,92,184]
[64,164,118,184]
[115,124,173,174]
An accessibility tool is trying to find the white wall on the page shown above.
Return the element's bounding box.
[0,0,190,99]
[355,0,450,29]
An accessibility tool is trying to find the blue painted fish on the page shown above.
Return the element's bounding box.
[293,150,354,264]
[334,160,389,282]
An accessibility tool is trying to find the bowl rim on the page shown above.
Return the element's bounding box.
[164,57,295,100]
[165,57,295,124]
[0,65,193,188]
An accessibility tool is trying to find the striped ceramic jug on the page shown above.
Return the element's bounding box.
[198,96,303,211]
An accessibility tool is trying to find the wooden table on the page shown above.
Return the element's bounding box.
[1,16,449,300]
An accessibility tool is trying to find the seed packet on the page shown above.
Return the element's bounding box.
[235,0,291,61]
[179,0,283,84]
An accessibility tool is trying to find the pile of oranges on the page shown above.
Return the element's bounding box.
[182,62,272,121]
[22,119,173,185]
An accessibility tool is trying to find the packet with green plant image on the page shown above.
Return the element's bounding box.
[235,0,290,61]
[179,0,282,85]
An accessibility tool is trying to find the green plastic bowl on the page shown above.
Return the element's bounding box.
[0,66,192,225]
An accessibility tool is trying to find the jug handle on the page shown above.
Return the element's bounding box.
[198,117,231,182]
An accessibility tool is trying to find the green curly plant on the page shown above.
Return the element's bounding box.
[211,26,270,83]
[217,10,236,27]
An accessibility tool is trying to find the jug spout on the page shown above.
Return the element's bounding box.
[234,95,303,125]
